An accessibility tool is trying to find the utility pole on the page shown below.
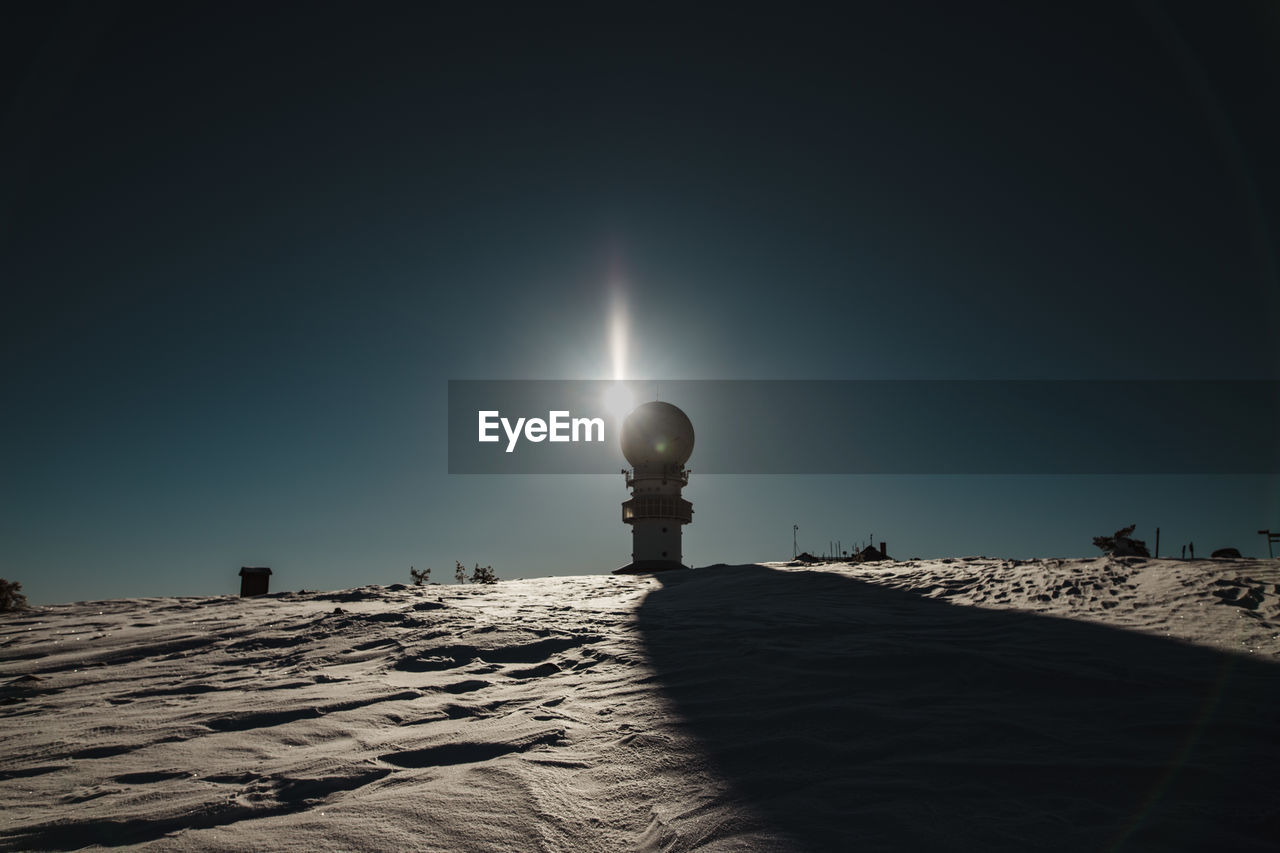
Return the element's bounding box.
[1155,527,1160,559]
[793,525,799,560]
[1259,529,1277,559]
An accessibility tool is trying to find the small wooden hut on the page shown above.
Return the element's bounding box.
[239,566,272,597]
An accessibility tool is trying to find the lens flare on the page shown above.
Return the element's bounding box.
[604,267,633,419]
[609,286,627,382]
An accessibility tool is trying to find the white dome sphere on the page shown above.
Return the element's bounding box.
[620,401,695,466]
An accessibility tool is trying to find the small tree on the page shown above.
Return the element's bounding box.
[0,578,28,612]
[1093,524,1150,557]
[409,566,431,586]
[455,561,468,584]
[470,563,498,585]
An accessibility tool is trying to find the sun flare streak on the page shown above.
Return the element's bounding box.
[609,294,628,382]
[605,282,635,419]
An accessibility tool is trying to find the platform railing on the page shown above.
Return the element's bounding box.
[622,465,690,489]
[622,495,694,524]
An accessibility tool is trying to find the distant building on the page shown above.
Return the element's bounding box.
[852,542,891,562]
[239,566,272,597]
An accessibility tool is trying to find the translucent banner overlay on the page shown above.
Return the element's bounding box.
[448,380,1280,474]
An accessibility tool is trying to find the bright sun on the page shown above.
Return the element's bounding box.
[604,382,635,422]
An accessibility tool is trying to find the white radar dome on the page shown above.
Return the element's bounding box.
[620,401,695,467]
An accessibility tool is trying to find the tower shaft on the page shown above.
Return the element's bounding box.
[615,461,692,573]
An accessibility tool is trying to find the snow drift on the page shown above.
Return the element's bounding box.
[2,558,1277,851]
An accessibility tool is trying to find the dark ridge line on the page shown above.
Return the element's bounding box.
[113,770,193,785]
[36,693,423,763]
[16,630,265,676]
[223,632,329,653]
[0,765,66,782]
[437,679,492,695]
[0,768,392,851]
[379,729,565,768]
[392,635,599,672]
[203,690,423,733]
[118,682,222,699]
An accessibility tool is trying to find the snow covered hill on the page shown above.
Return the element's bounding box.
[2,558,1277,851]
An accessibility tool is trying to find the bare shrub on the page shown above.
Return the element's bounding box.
[0,579,28,612]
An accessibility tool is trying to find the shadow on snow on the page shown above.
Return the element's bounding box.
[636,564,1279,851]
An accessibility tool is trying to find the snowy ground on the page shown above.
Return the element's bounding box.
[2,558,1277,851]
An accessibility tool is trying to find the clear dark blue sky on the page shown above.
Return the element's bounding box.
[3,2,1278,603]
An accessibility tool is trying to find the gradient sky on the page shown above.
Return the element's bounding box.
[3,2,1278,604]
